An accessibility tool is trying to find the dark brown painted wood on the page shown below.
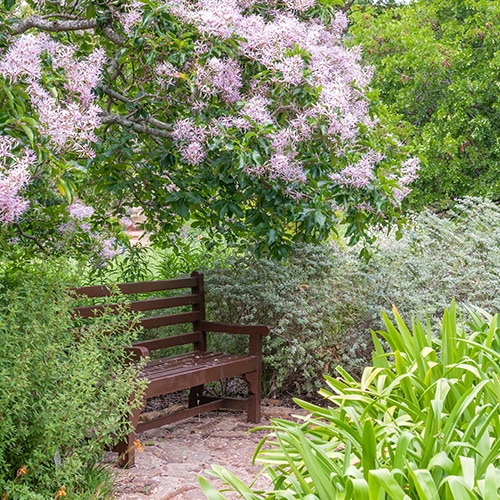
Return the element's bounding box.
[73,294,200,318]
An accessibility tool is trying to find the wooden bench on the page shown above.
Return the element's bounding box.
[73,271,270,466]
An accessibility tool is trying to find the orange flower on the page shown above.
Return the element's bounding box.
[55,485,66,498]
[133,439,145,452]
[15,465,27,478]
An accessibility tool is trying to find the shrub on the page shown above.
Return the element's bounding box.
[359,197,500,328]
[203,198,500,396]
[0,260,145,499]
[204,244,362,397]
[201,302,500,499]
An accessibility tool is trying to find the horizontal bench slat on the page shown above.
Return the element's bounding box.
[144,352,224,376]
[144,354,255,379]
[145,356,258,395]
[140,311,202,329]
[73,294,200,318]
[72,277,199,298]
[134,332,203,351]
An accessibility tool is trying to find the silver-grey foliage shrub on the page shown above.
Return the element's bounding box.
[204,198,500,396]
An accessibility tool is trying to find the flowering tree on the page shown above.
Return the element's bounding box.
[0,0,418,259]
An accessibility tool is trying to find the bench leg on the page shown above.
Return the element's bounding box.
[244,371,261,423]
[188,384,204,408]
[115,429,136,468]
[115,401,143,468]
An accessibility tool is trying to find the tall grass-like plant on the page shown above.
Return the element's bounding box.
[200,302,500,499]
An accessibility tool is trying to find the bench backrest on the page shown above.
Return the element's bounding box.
[72,271,207,351]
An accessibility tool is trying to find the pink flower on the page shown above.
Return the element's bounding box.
[330,151,384,189]
[274,55,305,85]
[195,57,242,103]
[268,153,306,183]
[1,32,103,158]
[283,0,315,12]
[29,82,101,156]
[240,96,273,125]
[393,157,420,201]
[172,119,207,143]
[99,237,120,261]
[180,141,206,165]
[0,139,34,224]
[0,33,52,82]
[115,1,144,33]
[67,201,95,220]
[60,48,106,106]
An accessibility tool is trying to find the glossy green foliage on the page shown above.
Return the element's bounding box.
[0,0,415,259]
[349,0,500,208]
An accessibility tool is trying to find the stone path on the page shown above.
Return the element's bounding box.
[109,403,307,499]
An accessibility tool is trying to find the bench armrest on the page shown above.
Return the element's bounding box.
[199,320,270,336]
[125,345,150,361]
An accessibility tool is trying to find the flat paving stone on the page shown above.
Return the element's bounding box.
[110,404,306,499]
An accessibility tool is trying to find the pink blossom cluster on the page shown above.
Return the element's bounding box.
[99,237,121,261]
[0,33,52,81]
[29,82,101,158]
[114,0,144,34]
[283,0,316,12]
[274,55,305,85]
[239,96,273,125]
[171,119,208,165]
[67,200,95,220]
[60,198,122,263]
[55,47,107,106]
[267,154,306,183]
[0,137,33,224]
[195,57,242,104]
[329,151,385,189]
[393,157,420,201]
[165,1,376,184]
[156,61,182,87]
[0,33,104,158]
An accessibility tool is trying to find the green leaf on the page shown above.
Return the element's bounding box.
[198,475,227,499]
[56,178,76,204]
[482,463,499,500]
[407,468,439,500]
[176,200,189,219]
[20,124,34,147]
[4,0,15,10]
[368,469,410,499]
[361,419,376,481]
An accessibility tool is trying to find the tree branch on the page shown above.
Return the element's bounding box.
[9,14,125,45]
[14,223,47,253]
[100,112,172,138]
[10,15,97,35]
